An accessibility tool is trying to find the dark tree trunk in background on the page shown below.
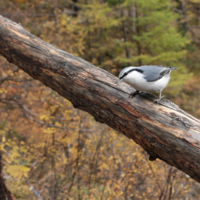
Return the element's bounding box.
[0,155,13,200]
[1,15,200,186]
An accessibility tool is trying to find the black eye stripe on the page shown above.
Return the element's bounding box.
[120,68,143,79]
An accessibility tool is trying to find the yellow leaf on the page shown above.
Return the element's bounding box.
[6,165,30,179]
[2,136,6,143]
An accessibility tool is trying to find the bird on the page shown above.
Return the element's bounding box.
[115,65,177,103]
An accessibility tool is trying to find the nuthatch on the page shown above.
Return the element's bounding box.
[116,65,177,102]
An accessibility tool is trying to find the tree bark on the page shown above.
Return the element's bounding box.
[1,15,200,183]
[0,155,13,200]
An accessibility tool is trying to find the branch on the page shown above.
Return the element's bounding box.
[0,98,75,129]
[0,15,200,182]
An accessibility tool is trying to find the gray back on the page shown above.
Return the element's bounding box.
[140,65,172,82]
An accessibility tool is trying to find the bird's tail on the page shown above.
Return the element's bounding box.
[171,67,177,71]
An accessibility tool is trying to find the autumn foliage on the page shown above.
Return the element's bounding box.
[0,0,200,199]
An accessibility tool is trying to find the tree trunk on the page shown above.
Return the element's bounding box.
[0,155,13,200]
[1,15,200,183]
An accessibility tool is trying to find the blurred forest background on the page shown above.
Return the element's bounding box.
[0,0,200,199]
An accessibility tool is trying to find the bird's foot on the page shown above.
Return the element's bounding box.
[129,90,139,98]
[153,95,165,103]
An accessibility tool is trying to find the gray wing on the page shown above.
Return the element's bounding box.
[139,65,172,82]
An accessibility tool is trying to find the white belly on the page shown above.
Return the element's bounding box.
[123,71,170,92]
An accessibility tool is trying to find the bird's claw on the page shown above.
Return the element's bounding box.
[153,95,166,103]
[129,91,139,98]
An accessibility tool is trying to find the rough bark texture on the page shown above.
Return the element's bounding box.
[1,15,200,183]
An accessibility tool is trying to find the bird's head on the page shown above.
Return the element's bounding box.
[115,66,136,84]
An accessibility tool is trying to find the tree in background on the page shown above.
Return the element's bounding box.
[43,0,189,97]
[172,0,200,117]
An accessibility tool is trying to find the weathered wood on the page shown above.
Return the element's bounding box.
[1,15,200,182]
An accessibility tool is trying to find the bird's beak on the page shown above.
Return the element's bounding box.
[114,79,122,85]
